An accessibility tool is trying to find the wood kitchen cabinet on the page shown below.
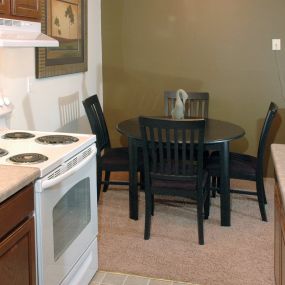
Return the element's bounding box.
[0,0,40,20]
[0,184,36,285]
[275,182,285,285]
[0,0,10,15]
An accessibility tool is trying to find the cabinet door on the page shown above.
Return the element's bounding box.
[0,217,36,285]
[0,0,10,15]
[11,0,40,19]
[275,191,282,285]
[282,234,285,285]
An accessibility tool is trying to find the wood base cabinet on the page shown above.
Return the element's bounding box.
[0,184,36,285]
[275,183,285,285]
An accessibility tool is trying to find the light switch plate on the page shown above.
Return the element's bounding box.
[272,39,281,51]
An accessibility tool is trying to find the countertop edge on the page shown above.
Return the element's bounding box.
[271,144,285,206]
[0,165,40,203]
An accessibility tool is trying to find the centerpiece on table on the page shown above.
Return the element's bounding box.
[171,89,188,119]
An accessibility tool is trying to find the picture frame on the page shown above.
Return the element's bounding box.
[36,0,88,78]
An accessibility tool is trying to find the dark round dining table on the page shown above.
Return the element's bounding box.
[117,117,245,226]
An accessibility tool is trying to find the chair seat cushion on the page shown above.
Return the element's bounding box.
[102,147,129,171]
[207,151,257,180]
[152,177,197,190]
[150,170,208,198]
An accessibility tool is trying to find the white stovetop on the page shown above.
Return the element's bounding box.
[0,129,96,177]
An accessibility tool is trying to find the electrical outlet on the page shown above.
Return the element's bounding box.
[272,39,281,51]
[26,77,34,93]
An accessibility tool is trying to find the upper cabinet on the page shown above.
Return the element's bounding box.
[0,0,40,20]
[0,0,10,15]
[12,0,40,19]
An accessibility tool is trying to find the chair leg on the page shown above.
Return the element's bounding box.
[204,179,211,220]
[256,180,267,222]
[204,195,210,220]
[211,176,220,197]
[263,190,267,204]
[211,176,217,198]
[260,181,267,204]
[197,195,205,245]
[151,194,154,216]
[144,192,152,240]
[97,167,102,202]
[140,170,145,190]
[103,171,111,192]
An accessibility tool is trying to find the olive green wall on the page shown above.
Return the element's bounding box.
[102,0,285,176]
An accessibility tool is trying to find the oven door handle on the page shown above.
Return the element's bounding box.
[41,151,96,189]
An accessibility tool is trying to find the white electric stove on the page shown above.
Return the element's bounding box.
[0,130,95,175]
[0,130,98,285]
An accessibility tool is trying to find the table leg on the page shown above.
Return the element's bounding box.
[128,137,139,220]
[219,141,231,226]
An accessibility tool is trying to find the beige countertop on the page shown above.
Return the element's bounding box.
[0,165,40,203]
[271,144,285,206]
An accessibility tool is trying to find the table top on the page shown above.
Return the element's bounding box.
[117,117,245,144]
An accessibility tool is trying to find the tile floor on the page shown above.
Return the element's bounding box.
[90,271,198,285]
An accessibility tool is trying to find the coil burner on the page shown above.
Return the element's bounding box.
[9,153,48,164]
[0,148,8,157]
[36,135,79,145]
[3,132,35,139]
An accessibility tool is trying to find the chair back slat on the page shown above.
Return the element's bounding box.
[181,130,186,174]
[139,117,205,183]
[158,128,165,173]
[164,91,209,118]
[82,95,111,152]
[173,128,179,174]
[190,129,196,174]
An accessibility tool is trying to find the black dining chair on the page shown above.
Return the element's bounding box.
[83,94,141,201]
[165,91,210,163]
[207,102,278,222]
[164,91,209,118]
[139,116,210,245]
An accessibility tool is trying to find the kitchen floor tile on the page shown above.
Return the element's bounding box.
[90,271,199,285]
[173,282,198,285]
[124,274,149,285]
[100,272,127,285]
[148,279,172,285]
[90,271,106,284]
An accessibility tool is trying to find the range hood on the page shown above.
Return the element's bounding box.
[0,18,59,48]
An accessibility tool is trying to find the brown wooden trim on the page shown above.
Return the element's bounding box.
[0,0,10,15]
[274,183,285,285]
[0,184,34,240]
[275,184,285,235]
[36,0,88,78]
[11,0,40,20]
[0,217,36,285]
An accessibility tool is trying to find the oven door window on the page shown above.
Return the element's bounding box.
[53,178,91,261]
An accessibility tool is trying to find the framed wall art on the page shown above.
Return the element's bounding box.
[36,0,87,78]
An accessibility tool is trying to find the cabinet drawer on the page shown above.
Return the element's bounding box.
[0,217,36,285]
[0,184,34,240]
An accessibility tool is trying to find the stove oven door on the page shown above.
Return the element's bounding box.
[34,145,98,285]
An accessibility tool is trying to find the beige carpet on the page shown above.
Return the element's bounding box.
[98,178,275,285]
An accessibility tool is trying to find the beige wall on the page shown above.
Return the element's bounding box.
[0,0,102,134]
[102,0,285,176]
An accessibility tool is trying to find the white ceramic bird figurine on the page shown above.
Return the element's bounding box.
[171,89,188,119]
